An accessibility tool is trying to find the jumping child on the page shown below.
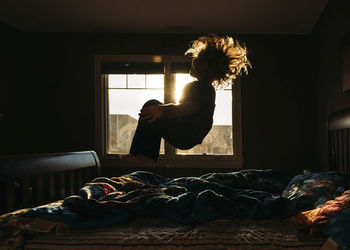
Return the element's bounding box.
[123,34,250,163]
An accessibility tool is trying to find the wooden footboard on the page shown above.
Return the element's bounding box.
[0,151,101,215]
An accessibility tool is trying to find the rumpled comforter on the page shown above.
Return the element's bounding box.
[21,169,346,229]
[21,169,294,228]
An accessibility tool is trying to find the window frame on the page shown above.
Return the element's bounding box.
[94,55,243,168]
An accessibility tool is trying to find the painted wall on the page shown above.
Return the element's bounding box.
[0,24,22,154]
[311,0,350,170]
[0,29,316,175]
[241,35,315,173]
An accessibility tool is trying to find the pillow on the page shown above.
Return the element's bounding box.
[282,171,346,211]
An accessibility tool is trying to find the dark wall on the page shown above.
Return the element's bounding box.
[0,24,13,116]
[0,24,21,154]
[241,35,315,173]
[1,30,316,175]
[311,0,350,170]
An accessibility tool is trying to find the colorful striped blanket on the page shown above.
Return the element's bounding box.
[18,169,346,229]
[1,169,349,249]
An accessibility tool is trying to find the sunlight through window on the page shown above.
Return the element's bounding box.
[175,74,196,103]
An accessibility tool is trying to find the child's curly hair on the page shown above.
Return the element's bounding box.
[185,34,251,88]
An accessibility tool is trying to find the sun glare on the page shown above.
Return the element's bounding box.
[175,74,195,103]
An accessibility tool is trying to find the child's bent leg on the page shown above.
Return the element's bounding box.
[129,99,163,161]
[130,118,198,161]
[129,99,200,161]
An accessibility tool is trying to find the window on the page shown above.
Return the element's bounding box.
[95,55,242,168]
[107,74,165,155]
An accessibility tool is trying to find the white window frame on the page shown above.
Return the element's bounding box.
[94,55,243,168]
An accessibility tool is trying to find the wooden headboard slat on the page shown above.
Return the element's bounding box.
[338,130,343,172]
[48,174,55,201]
[68,171,75,196]
[22,177,31,207]
[36,176,44,205]
[343,130,348,172]
[5,182,15,212]
[60,172,67,198]
[77,170,83,192]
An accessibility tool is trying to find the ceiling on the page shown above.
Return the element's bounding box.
[0,0,328,34]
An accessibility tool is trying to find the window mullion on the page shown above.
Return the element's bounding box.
[164,61,173,103]
[164,60,176,158]
[104,75,110,156]
[232,77,242,161]
[145,74,147,88]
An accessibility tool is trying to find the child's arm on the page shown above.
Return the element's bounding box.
[139,105,163,123]
[139,102,198,123]
[161,102,199,119]
[139,100,198,122]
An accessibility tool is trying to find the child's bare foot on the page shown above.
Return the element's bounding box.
[119,154,156,165]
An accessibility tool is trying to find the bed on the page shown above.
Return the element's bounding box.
[1,109,350,250]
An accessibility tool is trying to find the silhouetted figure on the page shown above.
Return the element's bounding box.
[124,34,250,163]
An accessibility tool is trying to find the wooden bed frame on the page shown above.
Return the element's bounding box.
[328,107,350,175]
[1,108,349,249]
[0,150,101,215]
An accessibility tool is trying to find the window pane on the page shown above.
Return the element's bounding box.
[108,75,126,88]
[175,75,233,155]
[146,74,164,89]
[128,75,145,88]
[109,89,164,119]
[107,78,165,154]
[213,90,232,125]
[176,124,233,155]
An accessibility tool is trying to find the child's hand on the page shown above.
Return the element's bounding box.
[139,105,163,123]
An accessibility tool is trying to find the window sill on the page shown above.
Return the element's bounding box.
[100,155,243,169]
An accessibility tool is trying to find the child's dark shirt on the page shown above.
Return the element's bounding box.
[161,80,216,144]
